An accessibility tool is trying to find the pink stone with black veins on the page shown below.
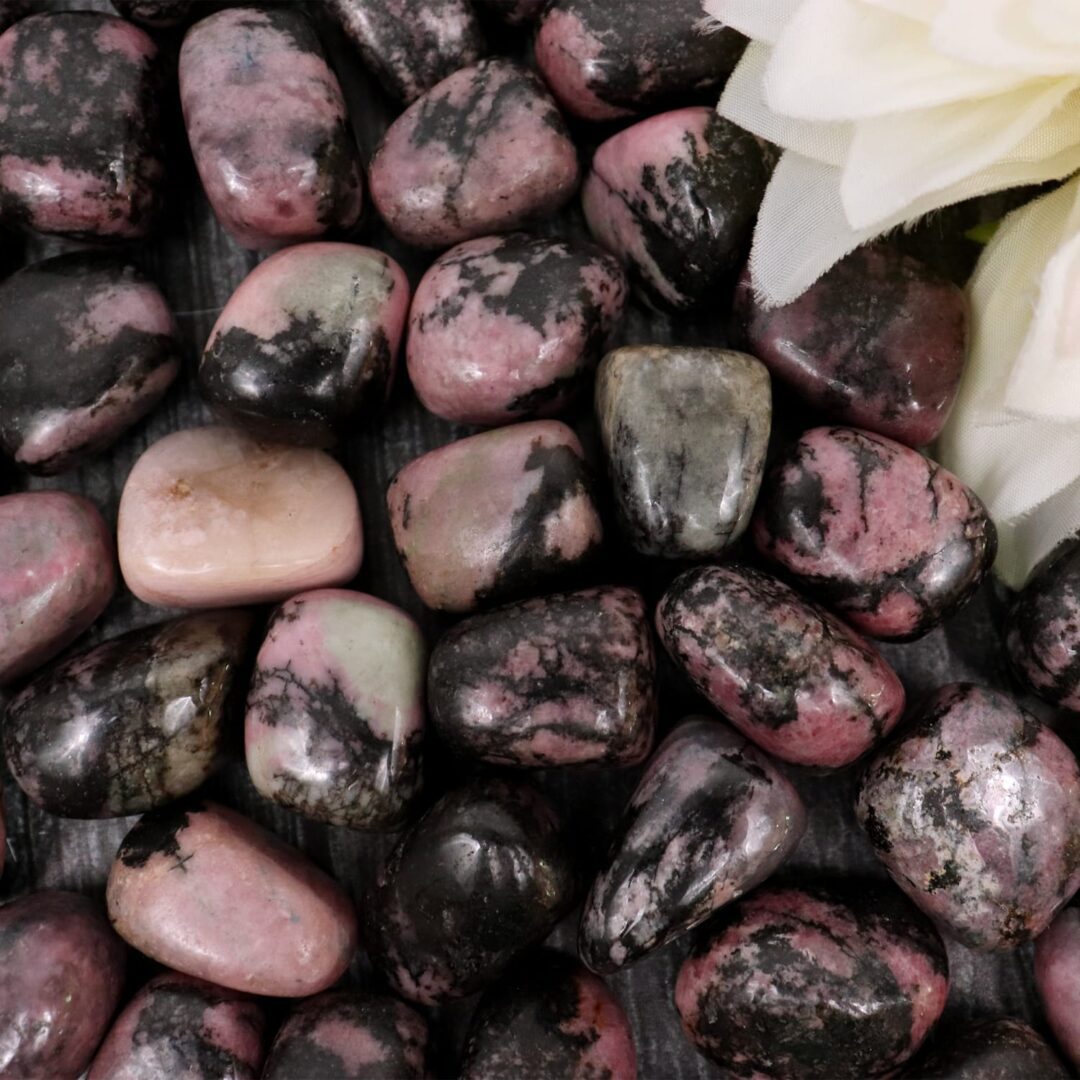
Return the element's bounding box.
[107,801,358,997]
[387,420,602,613]
[914,1018,1069,1078]
[179,7,362,250]
[752,426,997,641]
[407,233,627,425]
[369,59,579,249]
[1035,901,1080,1070]
[856,683,1080,951]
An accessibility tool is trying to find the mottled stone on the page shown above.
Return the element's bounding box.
[675,884,949,1079]
[107,801,357,997]
[245,589,425,830]
[200,243,409,446]
[111,0,191,28]
[118,426,363,609]
[407,233,627,425]
[913,1019,1069,1079]
[856,683,1080,950]
[1035,901,1080,1070]
[387,420,602,613]
[0,12,164,238]
[429,586,655,768]
[752,426,996,641]
[0,252,180,473]
[368,778,576,1004]
[179,7,362,250]
[369,59,579,249]
[595,347,771,559]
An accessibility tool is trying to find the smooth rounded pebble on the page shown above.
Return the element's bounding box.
[1035,900,1080,1070]
[912,1018,1069,1079]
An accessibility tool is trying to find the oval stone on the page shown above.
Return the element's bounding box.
[407,233,627,425]
[1035,901,1080,1070]
[914,1018,1069,1079]
[752,426,997,641]
[107,801,358,996]
[111,1,191,27]
[856,683,1080,950]
[117,426,363,609]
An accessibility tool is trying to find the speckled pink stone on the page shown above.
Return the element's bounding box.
[1036,903,1080,1069]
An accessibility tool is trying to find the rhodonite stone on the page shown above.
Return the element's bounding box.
[595,347,771,559]
[0,252,180,473]
[200,243,409,446]
[656,564,905,768]
[856,683,1080,950]
[179,7,362,250]
[428,586,655,768]
[0,12,164,238]
[111,0,191,28]
[369,59,579,249]
[245,589,425,830]
[387,420,602,613]
[914,1019,1069,1079]
[675,885,949,1078]
[580,718,806,973]
[752,426,997,641]
[5,610,253,819]
[460,951,637,1080]
[734,245,969,448]
[107,801,358,996]
[1035,901,1080,1069]
[0,492,115,685]
[0,891,127,1080]
[118,426,363,608]
[367,778,576,1004]
[407,233,627,425]
[584,109,772,310]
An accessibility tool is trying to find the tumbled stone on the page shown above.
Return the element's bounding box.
[0,12,164,238]
[118,426,363,608]
[245,589,425,830]
[429,586,655,768]
[461,950,636,1080]
[368,778,576,1004]
[111,0,191,27]
[180,7,362,250]
[856,683,1080,950]
[0,252,180,473]
[0,491,115,685]
[107,801,358,996]
[914,1019,1068,1079]
[675,884,949,1078]
[596,347,770,559]
[753,426,996,641]
[369,59,579,249]
[200,243,409,446]
[387,420,602,613]
[407,233,627,425]
[1035,901,1080,1070]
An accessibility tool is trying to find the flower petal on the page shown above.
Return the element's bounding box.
[933,0,1080,73]
[1033,0,1080,43]
[857,0,939,22]
[701,0,801,43]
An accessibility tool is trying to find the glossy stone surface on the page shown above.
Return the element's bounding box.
[200,243,409,446]
[5,610,253,819]
[856,683,1080,950]
[460,951,637,1080]
[407,233,627,425]
[369,59,579,249]
[675,884,949,1079]
[753,426,997,641]
[914,1019,1068,1079]
[0,890,126,1080]
[734,245,969,448]
[367,778,576,1004]
[245,589,425,830]
[0,491,115,685]
[107,801,358,996]
[1035,901,1080,1070]
[387,420,602,613]
[111,0,191,27]
[179,7,362,250]
[0,12,164,238]
[429,586,655,768]
[595,347,771,559]
[0,252,180,473]
[118,426,363,608]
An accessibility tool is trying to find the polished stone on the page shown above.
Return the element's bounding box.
[1035,901,1080,1071]
[914,1019,1068,1078]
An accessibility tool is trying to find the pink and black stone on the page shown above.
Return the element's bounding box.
[0,12,164,238]
[367,778,577,1005]
[1035,899,1080,1070]
[0,252,180,474]
[111,0,191,28]
[674,884,949,1078]
[460,950,637,1080]
[913,1019,1068,1079]
[581,718,805,974]
[428,586,656,768]
[856,683,1080,950]
[752,426,997,641]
